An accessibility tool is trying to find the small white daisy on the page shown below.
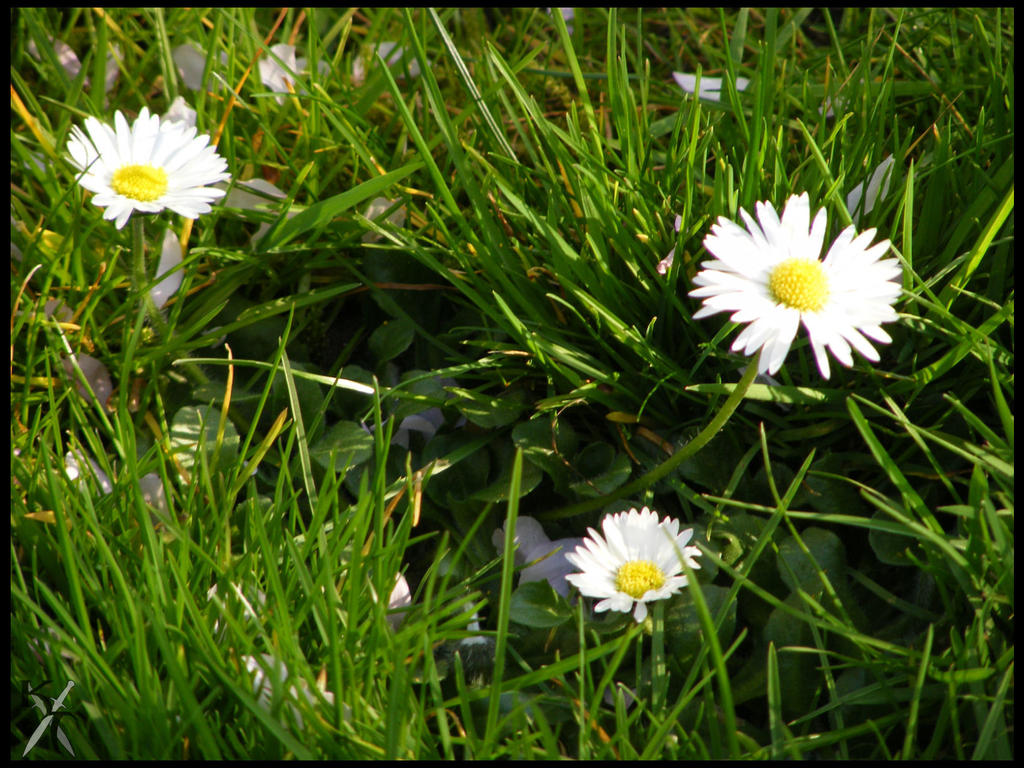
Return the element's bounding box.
[66,107,231,229]
[565,507,702,623]
[689,192,902,379]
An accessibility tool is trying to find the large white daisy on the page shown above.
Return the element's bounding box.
[689,192,902,379]
[565,507,702,623]
[66,107,231,229]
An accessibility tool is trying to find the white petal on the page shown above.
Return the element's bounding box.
[151,228,184,308]
[847,155,895,219]
[173,43,208,91]
[632,601,648,623]
[164,96,197,128]
[761,308,800,374]
[387,573,412,631]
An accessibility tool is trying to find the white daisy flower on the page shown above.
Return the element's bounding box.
[565,507,702,623]
[258,43,328,104]
[137,473,169,519]
[548,7,575,34]
[66,107,231,229]
[818,94,843,119]
[689,192,902,379]
[64,449,168,523]
[207,582,268,639]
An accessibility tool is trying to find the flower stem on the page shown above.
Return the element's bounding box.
[130,218,169,339]
[129,219,211,389]
[651,600,667,713]
[545,352,762,520]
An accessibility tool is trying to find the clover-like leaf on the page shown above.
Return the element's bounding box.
[509,580,571,628]
[311,421,374,472]
[169,404,239,473]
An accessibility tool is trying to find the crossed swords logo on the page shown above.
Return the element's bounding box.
[22,680,77,757]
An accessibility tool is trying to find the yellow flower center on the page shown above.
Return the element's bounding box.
[768,258,829,312]
[614,560,666,599]
[111,164,168,202]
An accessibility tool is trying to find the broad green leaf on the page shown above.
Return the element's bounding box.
[568,442,632,498]
[447,386,528,429]
[310,421,374,472]
[762,592,817,718]
[664,583,736,663]
[169,404,239,472]
[423,433,492,504]
[803,454,872,516]
[391,369,449,422]
[472,454,542,503]
[776,527,847,595]
[509,580,571,628]
[511,417,579,490]
[867,509,916,566]
[369,317,416,363]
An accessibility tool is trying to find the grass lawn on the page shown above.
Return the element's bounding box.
[11,7,1013,759]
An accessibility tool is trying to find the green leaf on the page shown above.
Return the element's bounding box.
[761,593,817,719]
[867,509,916,566]
[169,405,239,472]
[391,370,449,422]
[664,584,736,663]
[369,317,416,364]
[928,665,996,685]
[776,527,847,595]
[511,417,578,490]
[447,386,528,429]
[803,454,872,516]
[938,173,1014,309]
[677,433,741,493]
[508,580,571,628]
[268,360,323,429]
[472,451,543,503]
[568,443,632,498]
[423,433,492,504]
[310,421,375,472]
